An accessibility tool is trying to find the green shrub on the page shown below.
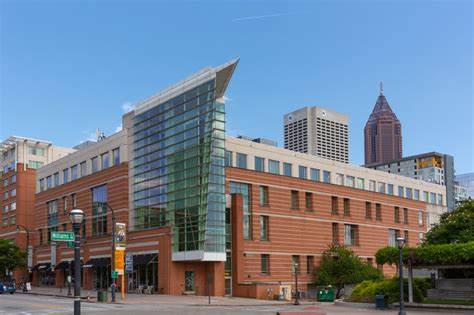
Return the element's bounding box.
[348,278,424,304]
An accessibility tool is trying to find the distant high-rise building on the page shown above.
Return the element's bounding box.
[455,172,474,199]
[364,83,402,165]
[284,106,349,163]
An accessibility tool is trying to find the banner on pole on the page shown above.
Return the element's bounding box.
[115,223,126,250]
[115,249,125,275]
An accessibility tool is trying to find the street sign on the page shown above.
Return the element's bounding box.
[125,254,133,273]
[115,223,126,250]
[111,271,118,279]
[67,241,74,248]
[51,231,75,242]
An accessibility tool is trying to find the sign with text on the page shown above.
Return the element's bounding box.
[51,242,57,267]
[51,231,74,242]
[115,249,125,275]
[115,223,126,250]
[27,246,33,270]
[125,254,133,273]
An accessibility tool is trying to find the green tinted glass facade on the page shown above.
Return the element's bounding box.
[132,79,226,255]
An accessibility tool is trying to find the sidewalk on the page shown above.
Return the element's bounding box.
[19,286,298,306]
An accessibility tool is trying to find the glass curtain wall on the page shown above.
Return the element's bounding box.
[132,79,226,256]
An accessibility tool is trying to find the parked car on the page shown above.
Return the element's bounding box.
[0,282,16,294]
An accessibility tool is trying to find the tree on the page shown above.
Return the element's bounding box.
[425,199,474,245]
[0,239,26,279]
[313,245,383,298]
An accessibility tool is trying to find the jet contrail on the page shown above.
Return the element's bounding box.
[232,13,291,22]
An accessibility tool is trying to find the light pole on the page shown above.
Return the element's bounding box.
[396,237,406,315]
[16,224,31,289]
[70,209,85,315]
[103,203,117,303]
[293,262,299,305]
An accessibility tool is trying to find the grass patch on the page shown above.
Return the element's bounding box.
[423,299,474,306]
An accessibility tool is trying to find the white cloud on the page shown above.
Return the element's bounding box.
[122,102,135,113]
[115,125,123,133]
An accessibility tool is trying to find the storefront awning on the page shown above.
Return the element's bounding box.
[133,254,157,265]
[84,257,110,268]
[32,262,51,271]
[54,260,83,270]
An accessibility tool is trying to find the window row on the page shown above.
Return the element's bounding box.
[260,254,315,275]
[2,174,16,187]
[2,188,16,200]
[225,150,444,206]
[39,148,120,192]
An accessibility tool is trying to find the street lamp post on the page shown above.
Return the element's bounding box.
[103,204,117,303]
[70,209,85,315]
[16,224,31,290]
[293,262,299,305]
[396,237,406,315]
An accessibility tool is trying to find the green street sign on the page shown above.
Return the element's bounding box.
[111,271,118,279]
[51,231,75,242]
[67,241,74,248]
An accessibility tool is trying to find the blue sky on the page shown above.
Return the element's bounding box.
[1,1,472,173]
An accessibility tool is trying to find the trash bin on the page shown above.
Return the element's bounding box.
[97,291,108,302]
[375,294,388,309]
[317,286,335,302]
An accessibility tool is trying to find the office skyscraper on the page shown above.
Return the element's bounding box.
[284,106,349,163]
[364,83,402,165]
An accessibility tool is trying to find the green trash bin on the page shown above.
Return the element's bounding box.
[97,291,108,302]
[317,286,335,302]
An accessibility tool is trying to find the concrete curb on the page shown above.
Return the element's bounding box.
[16,291,115,304]
[335,301,379,309]
[394,302,474,310]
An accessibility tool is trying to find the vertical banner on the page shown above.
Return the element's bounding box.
[115,249,125,275]
[115,223,127,250]
[27,246,33,271]
[125,254,133,274]
[51,242,57,268]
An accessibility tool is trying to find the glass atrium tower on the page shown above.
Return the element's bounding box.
[130,60,238,261]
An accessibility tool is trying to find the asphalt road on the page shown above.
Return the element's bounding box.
[0,294,471,315]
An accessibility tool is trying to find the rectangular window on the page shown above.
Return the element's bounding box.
[323,170,331,183]
[92,185,108,236]
[28,146,45,156]
[387,184,394,195]
[47,199,58,227]
[11,174,16,183]
[53,172,59,187]
[356,178,365,189]
[236,153,247,169]
[298,166,307,179]
[268,160,280,174]
[259,186,269,206]
[10,202,16,210]
[112,148,120,166]
[255,156,265,172]
[398,186,404,198]
[260,215,269,241]
[375,203,382,221]
[378,182,386,194]
[404,230,409,245]
[406,188,413,199]
[331,196,338,214]
[71,193,77,208]
[3,178,7,187]
[332,223,339,244]
[344,224,358,246]
[365,202,372,219]
[39,179,45,192]
[343,198,350,216]
[230,182,252,240]
[63,196,68,214]
[63,169,69,184]
[418,210,423,225]
[430,192,436,204]
[414,189,420,200]
[283,162,292,176]
[46,176,52,189]
[11,188,16,197]
[28,160,44,169]
[394,207,400,223]
[307,256,314,274]
[91,156,99,173]
[224,150,232,167]
[261,254,269,274]
[336,173,344,185]
[369,180,376,191]
[403,208,408,224]
[71,165,78,180]
[388,229,399,247]
[346,176,355,188]
[437,194,443,206]
[292,255,300,274]
[423,191,429,202]
[419,232,424,244]
[291,190,299,209]
[3,191,8,200]
[305,192,313,210]
[80,161,87,177]
[310,168,320,181]
[101,152,109,169]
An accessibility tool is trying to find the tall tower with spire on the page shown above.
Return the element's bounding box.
[364,83,403,165]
